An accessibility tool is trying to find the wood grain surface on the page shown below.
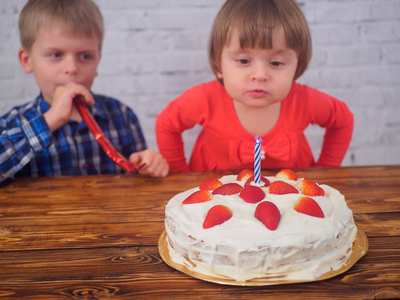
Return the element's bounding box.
[0,166,399,299]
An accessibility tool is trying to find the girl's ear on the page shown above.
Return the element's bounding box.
[215,63,223,80]
[18,47,33,74]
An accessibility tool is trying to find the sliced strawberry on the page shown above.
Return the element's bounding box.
[269,181,299,195]
[255,201,281,230]
[199,178,223,191]
[244,176,270,187]
[212,183,243,195]
[294,197,324,218]
[182,190,212,205]
[296,180,325,196]
[275,169,298,181]
[203,205,233,229]
[239,185,265,203]
[237,169,254,181]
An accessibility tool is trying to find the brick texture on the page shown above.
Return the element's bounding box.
[1,0,399,166]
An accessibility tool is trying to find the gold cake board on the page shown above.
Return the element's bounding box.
[158,225,368,286]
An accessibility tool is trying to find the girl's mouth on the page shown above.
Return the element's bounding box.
[249,90,268,98]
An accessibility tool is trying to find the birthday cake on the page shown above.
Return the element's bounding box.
[164,169,357,282]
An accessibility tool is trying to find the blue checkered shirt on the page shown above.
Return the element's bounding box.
[0,93,146,184]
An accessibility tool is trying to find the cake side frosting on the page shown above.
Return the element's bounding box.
[165,172,357,282]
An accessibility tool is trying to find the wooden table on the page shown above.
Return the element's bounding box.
[0,166,399,299]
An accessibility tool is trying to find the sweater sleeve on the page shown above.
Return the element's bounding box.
[156,85,208,172]
[306,87,354,167]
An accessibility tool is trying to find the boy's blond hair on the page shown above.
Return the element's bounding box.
[19,0,104,52]
[209,0,312,83]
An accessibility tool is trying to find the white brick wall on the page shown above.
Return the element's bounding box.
[1,0,399,166]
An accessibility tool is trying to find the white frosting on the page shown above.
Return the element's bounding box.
[165,175,357,282]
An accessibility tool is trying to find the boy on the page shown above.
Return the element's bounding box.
[0,0,169,184]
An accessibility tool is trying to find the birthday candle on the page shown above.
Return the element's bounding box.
[254,136,262,184]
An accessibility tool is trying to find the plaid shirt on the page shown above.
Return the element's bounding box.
[0,93,146,184]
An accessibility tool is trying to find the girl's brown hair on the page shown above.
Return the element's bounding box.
[19,0,104,52]
[208,0,312,82]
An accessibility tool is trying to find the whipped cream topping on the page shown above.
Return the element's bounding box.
[165,175,357,282]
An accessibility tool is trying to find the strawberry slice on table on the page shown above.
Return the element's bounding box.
[255,201,281,230]
[237,169,254,181]
[182,190,212,205]
[244,176,270,187]
[275,169,298,181]
[240,185,266,203]
[269,181,299,195]
[203,205,233,229]
[199,178,223,191]
[212,183,243,195]
[294,197,324,218]
[296,180,325,196]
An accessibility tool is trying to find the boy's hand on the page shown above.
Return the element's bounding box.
[129,149,169,177]
[44,83,94,132]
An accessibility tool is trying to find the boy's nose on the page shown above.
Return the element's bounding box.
[64,56,78,76]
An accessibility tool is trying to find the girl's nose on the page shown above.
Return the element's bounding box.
[251,62,268,82]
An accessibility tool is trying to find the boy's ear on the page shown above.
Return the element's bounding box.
[95,53,101,77]
[18,47,33,74]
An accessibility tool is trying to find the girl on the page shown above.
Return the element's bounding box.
[156,0,353,172]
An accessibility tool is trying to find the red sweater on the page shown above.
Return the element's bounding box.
[156,80,353,172]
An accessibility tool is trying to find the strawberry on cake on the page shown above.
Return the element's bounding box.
[164,169,358,282]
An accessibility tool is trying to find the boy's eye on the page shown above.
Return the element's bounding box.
[81,53,92,60]
[51,52,62,58]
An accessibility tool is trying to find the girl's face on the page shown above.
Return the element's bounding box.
[216,27,298,109]
[19,24,101,104]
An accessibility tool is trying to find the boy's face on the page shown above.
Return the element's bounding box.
[216,27,298,109]
[19,24,101,104]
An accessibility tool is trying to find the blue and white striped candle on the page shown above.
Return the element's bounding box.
[254,136,262,184]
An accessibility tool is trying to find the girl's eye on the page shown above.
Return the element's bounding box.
[271,61,283,67]
[237,59,250,65]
